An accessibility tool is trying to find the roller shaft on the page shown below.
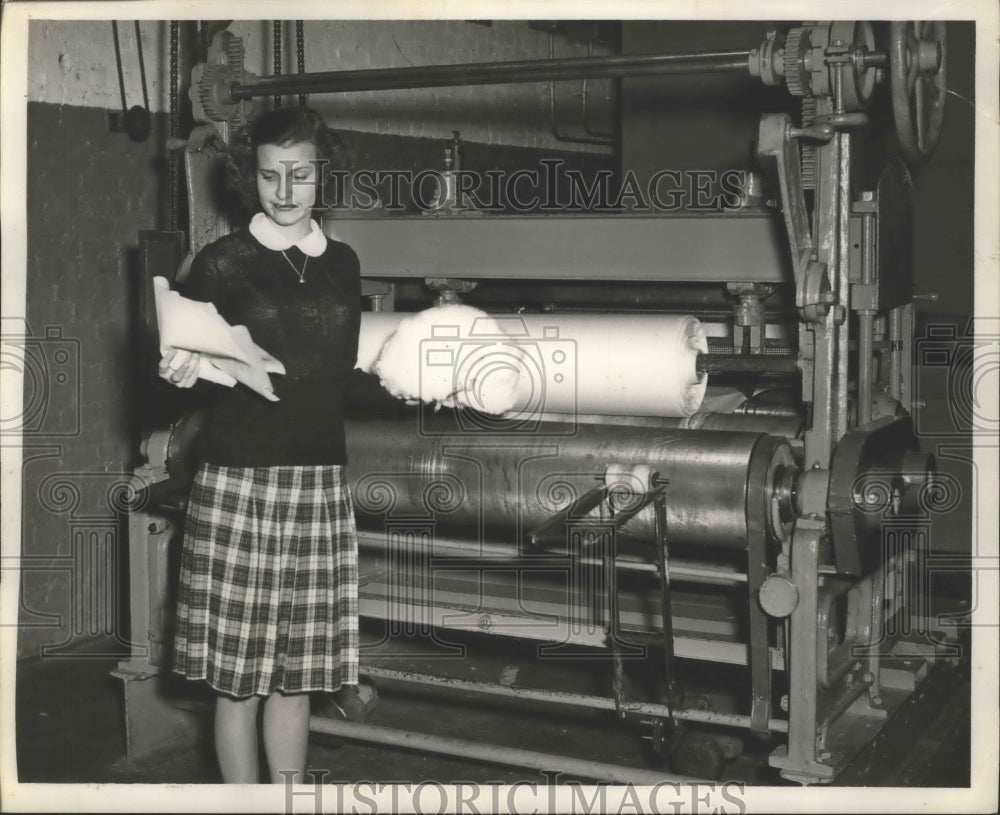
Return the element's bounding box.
[233,51,752,98]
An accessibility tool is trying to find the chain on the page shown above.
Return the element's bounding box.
[281,251,309,284]
[273,21,282,109]
[169,21,179,232]
[296,20,306,107]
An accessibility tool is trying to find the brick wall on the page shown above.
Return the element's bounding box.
[17,102,170,660]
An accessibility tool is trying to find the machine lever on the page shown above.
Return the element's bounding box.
[757,112,813,263]
[525,485,608,548]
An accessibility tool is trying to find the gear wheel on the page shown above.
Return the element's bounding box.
[197,63,241,125]
[223,33,248,127]
[783,26,811,97]
[225,31,245,75]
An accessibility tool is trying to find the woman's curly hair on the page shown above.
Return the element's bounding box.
[225,106,349,213]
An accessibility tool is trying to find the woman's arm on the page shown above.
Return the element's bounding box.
[158,248,222,389]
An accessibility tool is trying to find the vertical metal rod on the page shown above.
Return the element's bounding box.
[605,525,628,716]
[888,307,902,401]
[111,22,128,115]
[836,131,852,439]
[653,489,677,700]
[866,561,885,702]
[858,315,874,425]
[746,443,774,735]
[134,21,150,112]
[858,209,876,426]
[899,302,914,410]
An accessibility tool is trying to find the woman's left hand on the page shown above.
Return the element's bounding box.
[159,348,202,388]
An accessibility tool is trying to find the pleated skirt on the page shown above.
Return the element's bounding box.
[172,463,359,698]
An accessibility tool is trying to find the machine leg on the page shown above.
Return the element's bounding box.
[112,662,208,762]
[769,518,836,783]
[652,491,677,696]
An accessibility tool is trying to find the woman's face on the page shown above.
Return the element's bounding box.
[255,141,318,235]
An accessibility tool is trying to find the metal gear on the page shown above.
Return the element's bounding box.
[800,96,817,189]
[225,30,244,75]
[223,31,247,127]
[783,26,810,96]
[197,63,240,124]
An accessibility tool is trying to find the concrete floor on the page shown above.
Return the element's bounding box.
[14,616,970,789]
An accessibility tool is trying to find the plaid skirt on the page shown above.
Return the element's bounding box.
[173,463,359,698]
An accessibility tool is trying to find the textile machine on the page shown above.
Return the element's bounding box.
[118,20,961,784]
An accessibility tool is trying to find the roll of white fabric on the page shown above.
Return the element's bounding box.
[358,308,708,418]
[369,304,526,414]
[355,312,405,372]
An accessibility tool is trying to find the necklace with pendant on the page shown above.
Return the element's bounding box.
[281,250,309,284]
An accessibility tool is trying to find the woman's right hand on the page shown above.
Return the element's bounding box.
[159,348,201,388]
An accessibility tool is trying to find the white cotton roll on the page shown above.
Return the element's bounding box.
[355,312,404,372]
[370,304,525,414]
[504,313,708,418]
[359,311,709,418]
[604,463,655,490]
[604,463,656,516]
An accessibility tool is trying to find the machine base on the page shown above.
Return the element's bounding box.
[112,661,210,762]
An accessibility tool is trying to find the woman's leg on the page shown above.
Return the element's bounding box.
[215,694,262,783]
[262,691,311,784]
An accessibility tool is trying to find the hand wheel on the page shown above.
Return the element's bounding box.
[889,21,947,163]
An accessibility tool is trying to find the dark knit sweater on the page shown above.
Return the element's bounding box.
[180,226,361,466]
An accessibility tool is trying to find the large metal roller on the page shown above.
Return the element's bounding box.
[345,416,795,550]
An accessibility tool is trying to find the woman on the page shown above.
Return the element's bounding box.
[160,106,361,784]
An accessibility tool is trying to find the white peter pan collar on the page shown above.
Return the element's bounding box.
[249,212,328,257]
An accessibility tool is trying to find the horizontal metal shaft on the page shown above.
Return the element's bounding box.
[308,716,707,784]
[360,666,789,733]
[232,50,752,98]
[696,353,799,376]
[357,531,749,584]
